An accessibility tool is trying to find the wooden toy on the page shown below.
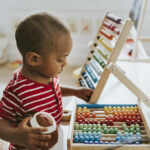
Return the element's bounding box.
[77,12,150,107]
[68,104,150,150]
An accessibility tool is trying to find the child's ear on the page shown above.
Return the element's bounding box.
[26,52,41,66]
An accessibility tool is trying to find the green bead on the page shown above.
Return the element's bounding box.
[104,128,109,134]
[96,128,101,132]
[136,128,141,133]
[87,128,92,132]
[130,124,135,129]
[79,124,83,130]
[83,124,88,128]
[129,128,134,133]
[110,128,114,134]
[82,128,87,132]
[122,123,127,130]
[125,128,129,133]
[96,124,101,128]
[102,124,107,129]
[135,124,140,128]
[92,124,97,128]
[88,124,92,128]
[114,128,118,134]
[74,124,79,130]
[92,127,97,132]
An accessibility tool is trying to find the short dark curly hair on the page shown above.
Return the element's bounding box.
[15,12,69,56]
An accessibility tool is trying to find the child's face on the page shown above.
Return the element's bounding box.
[38,33,72,78]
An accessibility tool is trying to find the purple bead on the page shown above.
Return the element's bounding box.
[99,141,104,144]
[89,141,94,144]
[84,140,88,144]
[94,141,99,144]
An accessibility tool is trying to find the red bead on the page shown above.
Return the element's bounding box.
[128,116,132,121]
[137,116,142,121]
[137,119,142,125]
[123,116,128,121]
[84,119,89,124]
[126,120,130,126]
[86,113,90,118]
[109,119,114,126]
[89,119,94,124]
[79,119,83,124]
[132,116,136,121]
[131,119,136,124]
[76,116,80,122]
[100,120,104,125]
[119,116,124,122]
[94,119,98,124]
[81,116,85,121]
[114,116,119,122]
[105,119,109,125]
[92,113,96,118]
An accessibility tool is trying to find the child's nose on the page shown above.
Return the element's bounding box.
[62,59,67,67]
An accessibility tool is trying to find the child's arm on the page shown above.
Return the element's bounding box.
[61,86,93,102]
[0,117,51,150]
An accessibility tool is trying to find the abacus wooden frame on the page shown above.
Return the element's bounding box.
[67,104,150,150]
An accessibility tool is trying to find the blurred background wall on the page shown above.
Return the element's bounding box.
[0,0,150,66]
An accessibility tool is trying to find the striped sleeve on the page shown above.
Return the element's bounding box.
[0,90,19,123]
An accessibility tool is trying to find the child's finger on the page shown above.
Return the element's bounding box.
[30,127,48,133]
[33,134,51,141]
[20,116,32,126]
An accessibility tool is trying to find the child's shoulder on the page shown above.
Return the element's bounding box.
[6,71,28,91]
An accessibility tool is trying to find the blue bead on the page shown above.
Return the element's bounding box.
[78,131,82,136]
[124,132,128,138]
[83,132,87,137]
[135,141,140,144]
[132,137,136,143]
[92,132,97,136]
[85,136,90,141]
[117,132,122,137]
[121,137,126,142]
[97,132,101,138]
[95,136,100,141]
[116,136,121,141]
[74,132,78,137]
[136,132,141,137]
[74,136,79,143]
[136,136,142,142]
[129,132,133,137]
[89,136,94,141]
[104,141,109,144]
[80,136,85,143]
[110,141,115,144]
[87,131,92,137]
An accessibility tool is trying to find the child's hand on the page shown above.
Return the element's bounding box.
[14,117,51,150]
[75,88,93,102]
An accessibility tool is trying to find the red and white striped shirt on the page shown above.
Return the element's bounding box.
[0,71,63,150]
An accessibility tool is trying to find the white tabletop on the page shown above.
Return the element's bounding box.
[61,61,150,150]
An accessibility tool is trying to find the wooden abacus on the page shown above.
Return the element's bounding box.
[67,104,150,150]
[77,12,150,107]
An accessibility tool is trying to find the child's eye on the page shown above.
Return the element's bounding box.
[57,59,65,62]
